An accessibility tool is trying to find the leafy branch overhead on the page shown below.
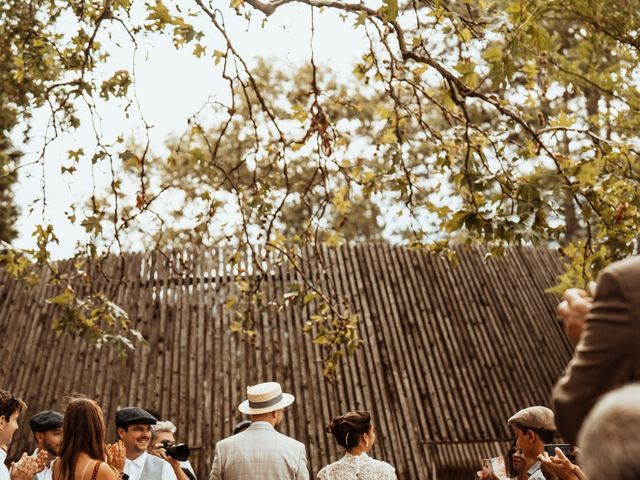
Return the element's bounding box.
[2,0,639,378]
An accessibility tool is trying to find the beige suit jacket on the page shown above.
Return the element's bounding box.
[209,422,309,480]
[552,255,640,444]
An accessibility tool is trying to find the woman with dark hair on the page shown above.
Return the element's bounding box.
[52,398,123,480]
[506,439,534,480]
[317,411,396,480]
[482,440,534,480]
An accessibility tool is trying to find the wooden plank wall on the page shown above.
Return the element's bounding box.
[0,245,572,479]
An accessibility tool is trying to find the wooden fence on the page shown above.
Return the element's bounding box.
[0,244,573,479]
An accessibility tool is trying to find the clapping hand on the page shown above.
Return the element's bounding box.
[10,451,46,480]
[538,447,584,480]
[106,440,126,473]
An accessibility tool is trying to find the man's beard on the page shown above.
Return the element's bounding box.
[44,441,59,457]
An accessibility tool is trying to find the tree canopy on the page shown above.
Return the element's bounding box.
[2,0,639,377]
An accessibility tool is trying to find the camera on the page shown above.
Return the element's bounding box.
[160,440,191,462]
[544,444,576,464]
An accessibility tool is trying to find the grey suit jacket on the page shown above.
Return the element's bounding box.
[209,422,309,480]
[552,255,640,444]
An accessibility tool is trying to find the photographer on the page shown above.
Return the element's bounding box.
[149,421,196,480]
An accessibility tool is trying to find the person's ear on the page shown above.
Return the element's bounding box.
[35,431,44,444]
[0,415,6,429]
[116,427,125,439]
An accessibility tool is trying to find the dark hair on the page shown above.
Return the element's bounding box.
[505,438,518,478]
[58,398,107,480]
[517,425,555,444]
[0,390,26,422]
[145,408,161,421]
[325,411,372,449]
[233,420,251,435]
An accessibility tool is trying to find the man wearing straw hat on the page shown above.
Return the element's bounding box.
[209,382,309,480]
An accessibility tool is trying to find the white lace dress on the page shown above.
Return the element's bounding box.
[317,452,396,480]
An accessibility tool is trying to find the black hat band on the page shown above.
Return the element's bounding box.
[248,393,283,409]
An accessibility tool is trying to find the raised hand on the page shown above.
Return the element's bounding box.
[537,448,582,480]
[10,452,46,480]
[557,282,596,343]
[106,440,126,473]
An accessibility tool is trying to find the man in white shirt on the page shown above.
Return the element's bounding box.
[115,408,177,480]
[0,390,44,480]
[149,420,196,480]
[29,411,63,480]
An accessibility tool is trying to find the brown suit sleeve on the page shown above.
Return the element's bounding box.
[552,266,634,444]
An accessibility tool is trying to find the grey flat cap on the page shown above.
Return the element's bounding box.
[115,407,158,428]
[29,410,63,433]
[508,406,556,431]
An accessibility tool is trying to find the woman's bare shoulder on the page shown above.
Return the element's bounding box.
[96,462,119,480]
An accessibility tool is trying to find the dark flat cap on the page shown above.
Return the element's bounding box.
[232,420,252,435]
[508,406,556,431]
[30,410,63,433]
[115,407,158,428]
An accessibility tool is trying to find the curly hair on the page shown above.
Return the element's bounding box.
[0,390,26,422]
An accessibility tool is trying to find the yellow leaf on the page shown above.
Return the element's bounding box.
[374,105,391,119]
[333,186,351,215]
[291,102,308,122]
[379,128,398,144]
[192,43,206,58]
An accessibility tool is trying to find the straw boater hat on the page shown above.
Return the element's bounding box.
[238,382,295,415]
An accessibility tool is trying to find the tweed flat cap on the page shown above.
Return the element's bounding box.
[29,410,63,433]
[508,406,556,431]
[115,407,158,428]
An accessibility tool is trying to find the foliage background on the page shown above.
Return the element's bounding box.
[2,0,639,374]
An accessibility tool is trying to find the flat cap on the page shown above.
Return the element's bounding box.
[29,410,63,433]
[115,407,158,428]
[508,406,556,431]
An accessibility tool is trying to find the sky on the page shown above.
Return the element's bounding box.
[12,2,374,259]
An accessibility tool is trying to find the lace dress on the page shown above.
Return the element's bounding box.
[317,452,396,480]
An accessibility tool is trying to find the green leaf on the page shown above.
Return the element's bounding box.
[146,1,172,30]
[47,287,75,307]
[550,112,575,129]
[68,149,84,161]
[379,0,398,21]
[354,12,367,27]
[81,216,103,235]
[192,43,206,58]
[291,102,308,123]
[379,128,398,144]
[213,50,225,65]
[482,43,503,63]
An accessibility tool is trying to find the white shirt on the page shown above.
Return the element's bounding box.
[180,460,195,478]
[0,449,9,480]
[32,449,52,480]
[124,452,177,480]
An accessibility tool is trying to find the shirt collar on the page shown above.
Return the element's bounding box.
[0,449,6,464]
[528,460,542,475]
[248,421,274,430]
[129,451,148,468]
